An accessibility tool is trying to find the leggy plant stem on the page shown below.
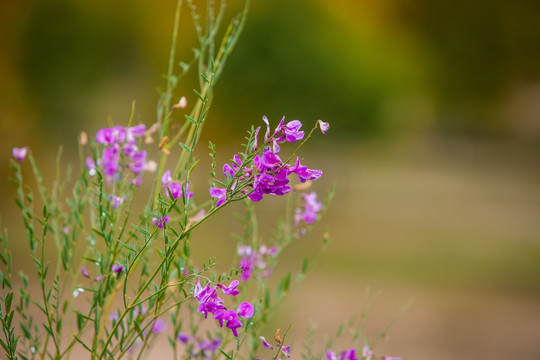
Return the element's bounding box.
[96,202,226,359]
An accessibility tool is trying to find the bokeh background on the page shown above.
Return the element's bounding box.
[1,0,540,359]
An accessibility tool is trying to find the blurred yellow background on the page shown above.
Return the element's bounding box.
[1,0,539,359]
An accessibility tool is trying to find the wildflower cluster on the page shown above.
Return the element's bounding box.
[87,124,154,185]
[0,1,406,359]
[237,244,277,281]
[162,169,193,200]
[193,280,254,337]
[210,116,327,206]
[327,345,402,360]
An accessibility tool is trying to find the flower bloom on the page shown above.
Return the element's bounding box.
[12,146,28,162]
[210,117,324,206]
[317,119,330,134]
[153,215,169,229]
[91,124,150,183]
[192,279,253,337]
[112,264,125,274]
[294,192,323,227]
[236,301,254,318]
[161,170,194,200]
[151,318,166,334]
[176,333,193,344]
[237,244,277,282]
[109,195,125,209]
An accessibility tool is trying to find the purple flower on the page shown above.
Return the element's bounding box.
[276,119,305,143]
[209,187,227,207]
[177,333,193,344]
[381,357,402,360]
[112,264,125,274]
[260,336,274,349]
[128,150,147,175]
[101,146,121,176]
[193,280,225,318]
[126,124,146,142]
[213,309,243,337]
[326,350,337,360]
[153,215,169,229]
[197,338,222,352]
[162,170,173,188]
[295,192,323,226]
[96,126,126,145]
[151,317,166,334]
[81,266,90,278]
[236,301,254,318]
[317,119,330,134]
[237,244,277,282]
[217,280,240,296]
[341,349,358,360]
[109,195,125,209]
[281,345,291,358]
[289,157,322,183]
[85,157,96,175]
[12,146,29,162]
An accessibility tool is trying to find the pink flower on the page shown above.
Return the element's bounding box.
[236,301,254,318]
[317,119,330,134]
[12,147,28,162]
[153,215,170,229]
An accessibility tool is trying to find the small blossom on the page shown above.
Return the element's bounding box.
[86,157,96,176]
[172,96,188,109]
[151,318,167,334]
[381,357,402,360]
[197,338,222,352]
[281,345,291,358]
[326,350,337,360]
[81,266,90,278]
[153,215,169,229]
[161,170,173,187]
[237,301,254,318]
[177,333,193,344]
[109,195,125,209]
[132,176,142,186]
[72,288,84,298]
[294,192,323,226]
[12,146,28,162]
[209,187,227,207]
[260,336,274,349]
[217,280,240,296]
[112,264,125,274]
[317,119,330,134]
[214,309,243,337]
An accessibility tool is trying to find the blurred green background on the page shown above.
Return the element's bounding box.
[1,0,540,359]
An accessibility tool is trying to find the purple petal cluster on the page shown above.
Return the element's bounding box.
[161,170,194,200]
[326,345,401,360]
[210,117,324,206]
[153,215,170,229]
[237,244,277,282]
[89,124,149,183]
[176,334,222,359]
[294,192,323,226]
[12,146,29,162]
[193,279,254,337]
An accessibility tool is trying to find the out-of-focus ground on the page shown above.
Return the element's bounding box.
[1,0,540,359]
